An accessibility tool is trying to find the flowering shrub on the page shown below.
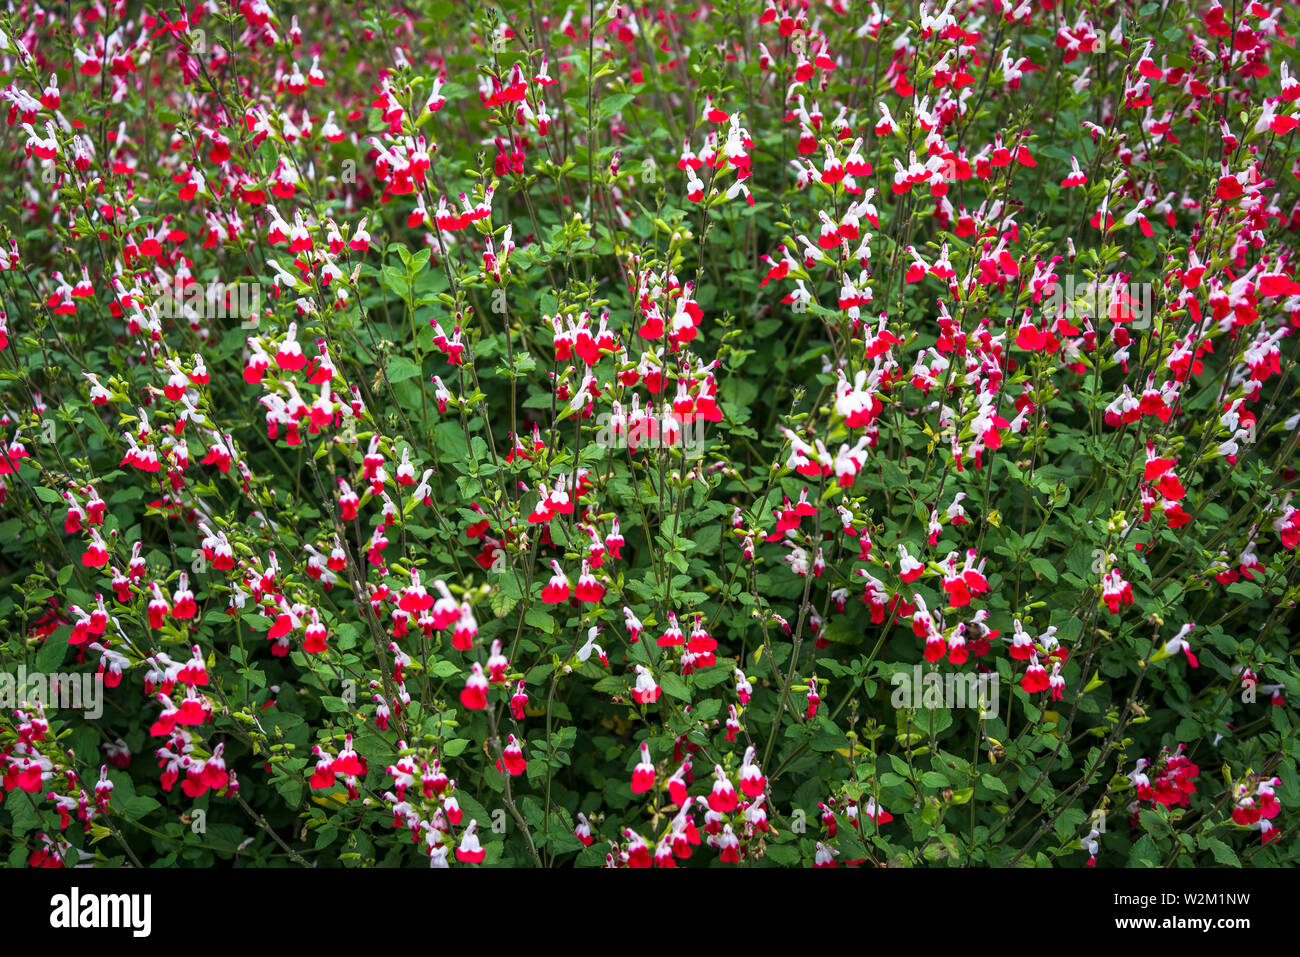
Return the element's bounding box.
[1,0,1299,870]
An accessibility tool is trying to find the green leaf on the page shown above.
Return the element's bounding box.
[387,356,422,383]
[765,843,801,865]
[122,796,161,822]
[1202,838,1241,867]
[524,608,554,634]
[659,672,691,701]
[981,773,1008,795]
[1028,557,1058,583]
[1128,834,1159,867]
[5,788,41,836]
[691,661,736,690]
[599,92,637,117]
[35,637,67,672]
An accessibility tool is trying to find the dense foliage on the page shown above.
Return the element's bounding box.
[1,0,1299,869]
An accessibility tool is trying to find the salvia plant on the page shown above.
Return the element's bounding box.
[0,0,1297,870]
